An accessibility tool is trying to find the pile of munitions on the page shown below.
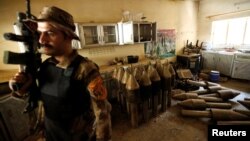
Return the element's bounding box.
[112,59,175,128]
[173,80,250,125]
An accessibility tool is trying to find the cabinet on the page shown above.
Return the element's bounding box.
[76,23,119,47]
[119,21,156,44]
[231,53,250,80]
[201,51,217,70]
[231,61,250,80]
[202,51,234,76]
[216,52,234,76]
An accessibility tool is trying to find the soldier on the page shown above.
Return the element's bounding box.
[9,6,112,141]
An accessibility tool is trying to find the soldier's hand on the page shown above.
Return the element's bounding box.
[9,72,32,97]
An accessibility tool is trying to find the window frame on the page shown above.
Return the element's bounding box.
[210,16,250,48]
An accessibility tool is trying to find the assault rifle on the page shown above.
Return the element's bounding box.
[3,0,41,113]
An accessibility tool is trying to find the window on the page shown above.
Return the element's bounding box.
[244,18,250,44]
[211,20,228,45]
[211,17,250,48]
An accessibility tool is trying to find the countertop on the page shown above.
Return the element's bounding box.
[201,49,239,55]
[0,58,153,83]
[0,69,17,83]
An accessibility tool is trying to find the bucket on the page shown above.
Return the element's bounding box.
[210,70,220,82]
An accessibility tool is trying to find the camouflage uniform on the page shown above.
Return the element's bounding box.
[39,50,111,141]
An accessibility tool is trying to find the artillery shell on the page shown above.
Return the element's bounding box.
[217,89,240,100]
[178,99,232,110]
[181,109,250,121]
[173,93,223,102]
[216,121,250,125]
[210,109,250,121]
[237,100,250,110]
[233,109,250,117]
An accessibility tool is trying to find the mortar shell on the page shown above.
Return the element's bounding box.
[244,97,250,101]
[191,86,222,94]
[148,65,161,82]
[173,93,198,100]
[207,85,222,92]
[116,67,124,82]
[216,121,250,125]
[151,80,161,96]
[127,89,140,103]
[178,99,207,110]
[179,99,232,110]
[200,93,218,97]
[126,73,140,103]
[181,109,211,118]
[181,109,250,121]
[233,109,250,117]
[121,68,129,84]
[173,93,223,102]
[210,109,250,121]
[187,80,220,87]
[198,96,224,102]
[206,101,232,109]
[237,100,250,110]
[217,89,240,100]
[140,85,152,101]
[112,67,118,79]
[126,73,139,91]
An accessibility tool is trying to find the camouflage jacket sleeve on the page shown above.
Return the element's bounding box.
[74,58,112,141]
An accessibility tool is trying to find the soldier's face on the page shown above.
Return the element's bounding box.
[37,22,69,56]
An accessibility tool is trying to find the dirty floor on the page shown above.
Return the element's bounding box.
[111,78,250,141]
[23,78,250,141]
[111,102,208,141]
